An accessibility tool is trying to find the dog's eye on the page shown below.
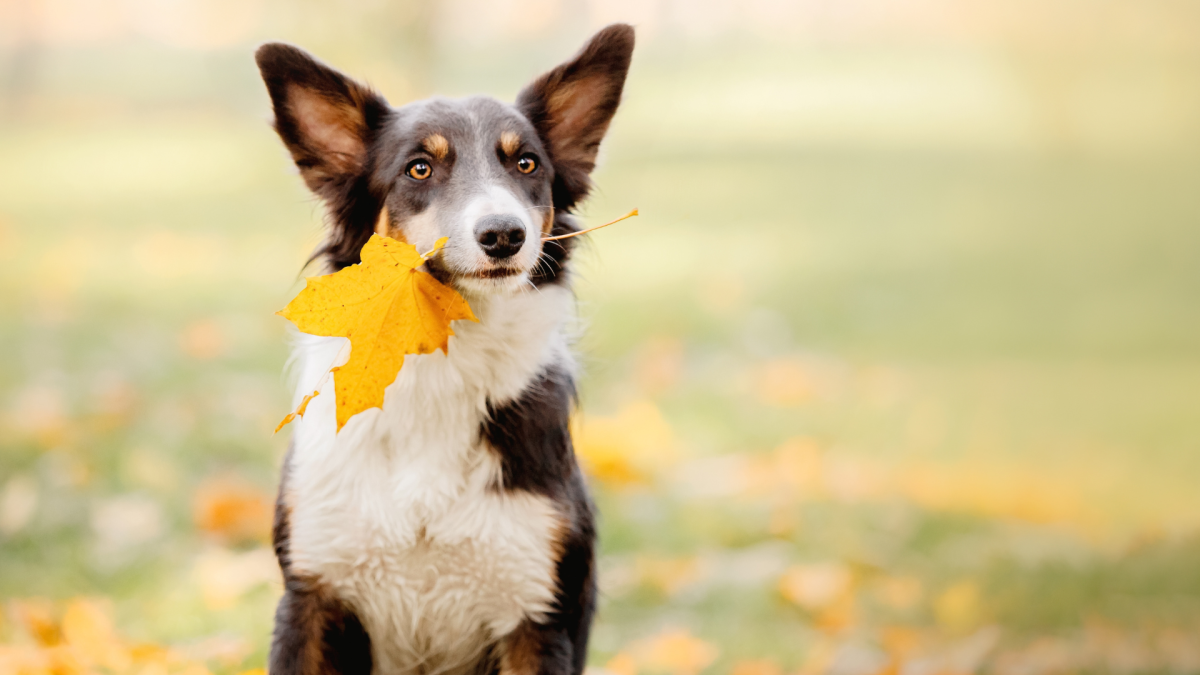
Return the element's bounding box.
[407,160,432,180]
[516,155,538,175]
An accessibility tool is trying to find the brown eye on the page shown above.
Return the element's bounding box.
[407,160,432,180]
[516,155,538,174]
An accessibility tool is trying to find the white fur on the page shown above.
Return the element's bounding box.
[438,184,543,286]
[285,283,575,675]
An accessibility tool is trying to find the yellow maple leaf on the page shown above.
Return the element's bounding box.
[277,235,477,431]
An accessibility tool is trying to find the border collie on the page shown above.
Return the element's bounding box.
[255,23,635,675]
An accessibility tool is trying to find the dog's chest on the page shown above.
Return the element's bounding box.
[284,289,571,674]
[290,444,561,674]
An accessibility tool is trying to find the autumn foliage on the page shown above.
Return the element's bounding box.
[276,235,475,431]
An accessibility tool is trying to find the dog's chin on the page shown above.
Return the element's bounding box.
[452,267,531,297]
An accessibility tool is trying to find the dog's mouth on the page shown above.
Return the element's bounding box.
[471,267,521,279]
[423,256,528,291]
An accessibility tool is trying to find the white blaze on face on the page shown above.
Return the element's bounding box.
[455,184,541,281]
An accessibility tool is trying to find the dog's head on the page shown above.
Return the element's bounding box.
[255,25,634,294]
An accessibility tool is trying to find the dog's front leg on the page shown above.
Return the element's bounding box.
[499,621,584,675]
[269,578,373,675]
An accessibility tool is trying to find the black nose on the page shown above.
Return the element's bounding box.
[474,215,526,259]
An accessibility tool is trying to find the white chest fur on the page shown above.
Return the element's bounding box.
[284,285,575,675]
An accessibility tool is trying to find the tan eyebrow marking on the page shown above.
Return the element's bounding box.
[374,205,391,237]
[499,131,521,157]
[422,133,449,160]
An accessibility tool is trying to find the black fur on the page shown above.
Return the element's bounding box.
[483,368,597,674]
[483,368,577,496]
[271,575,374,675]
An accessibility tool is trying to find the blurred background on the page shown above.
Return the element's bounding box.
[2,0,1200,673]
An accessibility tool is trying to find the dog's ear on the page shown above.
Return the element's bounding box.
[255,43,389,201]
[517,24,634,209]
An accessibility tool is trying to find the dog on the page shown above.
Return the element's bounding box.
[254,23,635,675]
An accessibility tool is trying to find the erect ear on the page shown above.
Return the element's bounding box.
[255,43,389,201]
[517,24,634,210]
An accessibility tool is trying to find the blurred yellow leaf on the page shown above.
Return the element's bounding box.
[636,556,704,596]
[8,383,70,449]
[192,547,279,610]
[873,576,923,612]
[780,562,858,633]
[277,234,476,431]
[635,628,718,675]
[11,599,60,646]
[774,437,822,491]
[61,598,131,672]
[180,320,225,360]
[779,562,853,611]
[2,597,218,675]
[741,438,823,501]
[606,652,639,675]
[895,463,1089,527]
[755,358,812,406]
[0,644,48,675]
[573,400,676,486]
[767,503,799,537]
[730,659,783,675]
[879,626,924,660]
[815,592,856,634]
[633,336,685,394]
[794,637,835,675]
[192,477,273,543]
[128,641,173,665]
[934,580,981,633]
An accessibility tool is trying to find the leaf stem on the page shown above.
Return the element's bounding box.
[542,209,639,242]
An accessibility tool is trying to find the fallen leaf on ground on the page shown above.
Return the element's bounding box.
[61,598,130,672]
[11,599,60,646]
[632,628,718,675]
[277,235,476,431]
[3,597,222,675]
[193,477,273,543]
[606,652,639,675]
[192,547,280,610]
[730,660,783,675]
[934,580,982,633]
[779,562,853,611]
[572,400,677,486]
[636,555,704,596]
